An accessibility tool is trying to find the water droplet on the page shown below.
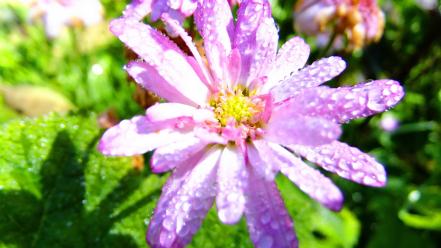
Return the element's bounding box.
[163,217,174,231]
[270,221,279,230]
[159,231,175,247]
[258,235,274,248]
[260,212,271,224]
[408,190,421,202]
[144,218,150,225]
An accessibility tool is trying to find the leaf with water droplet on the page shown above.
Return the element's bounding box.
[399,186,441,230]
[0,114,165,247]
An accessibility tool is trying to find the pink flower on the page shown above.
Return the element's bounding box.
[25,0,103,38]
[122,0,241,36]
[122,0,198,24]
[294,0,385,50]
[99,0,404,247]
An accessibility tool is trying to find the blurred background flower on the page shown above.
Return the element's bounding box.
[23,0,103,38]
[294,0,385,51]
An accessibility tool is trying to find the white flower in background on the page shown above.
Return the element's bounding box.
[415,0,438,11]
[24,0,103,38]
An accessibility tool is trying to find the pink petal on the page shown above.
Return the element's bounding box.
[265,112,342,146]
[244,168,298,248]
[193,126,228,145]
[122,0,152,21]
[98,116,189,156]
[264,37,310,91]
[146,103,215,124]
[247,17,278,86]
[180,0,198,16]
[271,56,346,102]
[151,0,198,21]
[151,134,208,173]
[216,146,247,224]
[147,146,222,248]
[161,14,213,88]
[146,150,203,247]
[151,0,183,22]
[194,0,234,84]
[234,0,277,85]
[227,48,242,87]
[125,61,196,106]
[274,80,405,123]
[167,0,183,10]
[290,141,387,187]
[247,140,280,180]
[146,103,197,122]
[110,18,209,106]
[268,144,343,211]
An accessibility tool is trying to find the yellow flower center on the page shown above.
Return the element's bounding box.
[210,87,261,127]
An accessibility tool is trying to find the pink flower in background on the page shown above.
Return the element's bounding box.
[294,0,385,50]
[25,0,103,38]
[122,0,241,37]
[380,113,399,132]
[122,0,198,24]
[99,0,404,247]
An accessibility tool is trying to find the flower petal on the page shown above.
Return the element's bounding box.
[227,48,242,87]
[265,36,310,90]
[234,0,277,84]
[271,56,346,102]
[194,0,233,84]
[146,103,197,122]
[216,145,247,224]
[110,18,209,106]
[290,141,387,187]
[122,0,152,21]
[274,80,405,123]
[147,146,222,247]
[247,140,280,180]
[151,134,208,173]
[268,144,343,210]
[180,0,198,16]
[98,116,189,156]
[125,61,198,106]
[244,168,298,248]
[265,111,341,146]
[248,17,278,84]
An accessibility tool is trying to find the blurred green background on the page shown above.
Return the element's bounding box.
[0,0,440,247]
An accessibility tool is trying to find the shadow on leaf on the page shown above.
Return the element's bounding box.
[0,130,161,247]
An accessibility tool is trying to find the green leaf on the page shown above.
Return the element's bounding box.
[399,186,441,230]
[277,176,360,248]
[0,114,165,247]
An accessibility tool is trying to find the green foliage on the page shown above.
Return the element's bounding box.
[0,114,165,247]
[278,176,360,248]
[0,2,141,119]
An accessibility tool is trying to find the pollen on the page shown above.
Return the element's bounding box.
[210,88,261,127]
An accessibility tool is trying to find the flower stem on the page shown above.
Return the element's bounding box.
[319,29,338,57]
